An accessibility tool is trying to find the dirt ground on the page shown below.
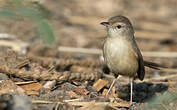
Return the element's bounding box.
[0,0,177,110]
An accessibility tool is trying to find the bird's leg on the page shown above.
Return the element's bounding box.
[106,75,119,98]
[129,77,134,104]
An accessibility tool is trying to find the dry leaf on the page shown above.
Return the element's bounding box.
[93,79,109,92]
[19,82,42,95]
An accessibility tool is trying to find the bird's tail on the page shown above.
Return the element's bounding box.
[144,61,167,70]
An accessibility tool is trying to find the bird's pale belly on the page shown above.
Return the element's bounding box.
[103,38,138,77]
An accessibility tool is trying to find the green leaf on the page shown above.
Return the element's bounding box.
[15,7,44,20]
[0,1,55,45]
[0,9,17,18]
[38,19,55,45]
[8,0,21,3]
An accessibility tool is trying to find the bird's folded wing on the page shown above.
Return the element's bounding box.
[132,39,145,81]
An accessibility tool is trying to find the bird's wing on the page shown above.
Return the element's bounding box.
[132,39,145,80]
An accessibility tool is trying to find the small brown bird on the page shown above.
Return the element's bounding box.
[101,15,163,104]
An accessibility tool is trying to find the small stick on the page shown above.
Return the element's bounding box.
[143,74,177,82]
[15,81,36,85]
[63,98,83,102]
[15,59,30,69]
[67,101,130,108]
[32,100,130,108]
[58,46,102,55]
[58,46,177,58]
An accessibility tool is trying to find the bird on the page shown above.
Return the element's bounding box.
[100,15,164,104]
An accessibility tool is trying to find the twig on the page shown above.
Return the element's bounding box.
[145,81,176,84]
[143,74,177,82]
[135,30,173,40]
[15,81,36,85]
[159,68,177,72]
[58,46,177,58]
[55,102,60,110]
[32,100,53,104]
[67,101,130,108]
[15,59,30,69]
[63,98,84,102]
[32,100,130,108]
[104,74,177,84]
[58,46,102,55]
[0,40,28,53]
[142,52,177,58]
[0,33,16,39]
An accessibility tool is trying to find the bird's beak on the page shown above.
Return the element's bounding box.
[100,22,110,27]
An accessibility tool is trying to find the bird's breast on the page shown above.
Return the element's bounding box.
[103,37,138,77]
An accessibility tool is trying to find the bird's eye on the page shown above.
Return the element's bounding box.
[117,25,121,29]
